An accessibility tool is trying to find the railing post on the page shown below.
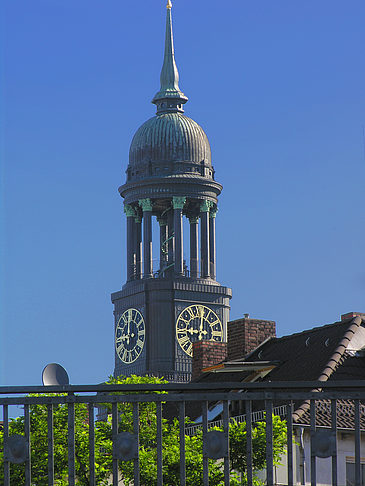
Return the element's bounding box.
[202,401,209,486]
[3,405,10,486]
[179,401,186,486]
[24,404,31,486]
[68,399,75,486]
[133,403,140,486]
[331,399,338,486]
[112,402,119,486]
[287,401,294,486]
[265,399,274,486]
[47,404,54,486]
[223,400,230,485]
[156,402,163,486]
[310,399,316,486]
[355,399,360,486]
[246,400,253,486]
[88,403,95,486]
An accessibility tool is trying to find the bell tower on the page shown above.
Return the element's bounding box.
[111,1,232,382]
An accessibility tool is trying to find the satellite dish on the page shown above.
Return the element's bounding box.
[42,363,70,386]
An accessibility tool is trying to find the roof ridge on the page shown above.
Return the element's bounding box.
[293,316,362,421]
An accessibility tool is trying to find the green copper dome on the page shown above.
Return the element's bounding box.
[129,113,211,168]
[127,3,213,180]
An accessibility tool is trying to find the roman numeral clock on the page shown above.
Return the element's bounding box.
[111,2,231,382]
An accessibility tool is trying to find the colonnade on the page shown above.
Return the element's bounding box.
[124,198,217,281]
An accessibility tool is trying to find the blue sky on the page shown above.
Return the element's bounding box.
[1,0,364,386]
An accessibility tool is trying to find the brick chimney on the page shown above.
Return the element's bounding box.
[192,341,227,381]
[341,312,365,321]
[227,316,276,360]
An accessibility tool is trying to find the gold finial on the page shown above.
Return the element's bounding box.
[166,0,172,9]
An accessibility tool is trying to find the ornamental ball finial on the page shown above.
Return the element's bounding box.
[166,0,172,9]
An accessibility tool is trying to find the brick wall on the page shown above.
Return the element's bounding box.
[227,317,276,360]
[192,341,227,381]
[341,312,365,321]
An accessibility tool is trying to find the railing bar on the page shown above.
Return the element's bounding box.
[331,399,337,486]
[223,400,230,486]
[265,399,274,486]
[202,400,209,486]
[133,402,140,486]
[3,389,365,406]
[355,399,360,486]
[47,404,54,486]
[3,404,10,486]
[24,404,31,486]
[112,402,119,486]
[287,401,293,486]
[88,403,95,486]
[156,402,163,486]
[179,401,186,486]
[310,399,316,486]
[68,400,75,486]
[246,400,253,486]
[3,379,365,394]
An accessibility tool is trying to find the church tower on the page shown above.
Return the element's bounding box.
[111,1,232,382]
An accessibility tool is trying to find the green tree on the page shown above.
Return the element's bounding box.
[0,376,288,485]
[0,394,112,486]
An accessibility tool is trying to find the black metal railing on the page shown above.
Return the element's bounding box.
[1,381,365,485]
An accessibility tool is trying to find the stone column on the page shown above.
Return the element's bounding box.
[167,208,174,267]
[189,216,199,279]
[200,200,212,278]
[173,197,186,275]
[209,207,217,280]
[139,198,153,278]
[124,204,136,281]
[135,213,142,279]
[158,217,168,273]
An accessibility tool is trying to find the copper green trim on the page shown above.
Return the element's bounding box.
[124,204,136,218]
[152,0,188,112]
[200,200,213,213]
[139,198,153,212]
[172,196,186,210]
[210,207,218,218]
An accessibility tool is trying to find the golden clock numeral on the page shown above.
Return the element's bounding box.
[187,307,195,319]
[179,335,190,347]
[211,330,222,338]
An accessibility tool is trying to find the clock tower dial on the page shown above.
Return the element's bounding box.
[176,304,223,357]
[115,308,145,364]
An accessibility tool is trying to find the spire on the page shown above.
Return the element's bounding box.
[152,1,188,114]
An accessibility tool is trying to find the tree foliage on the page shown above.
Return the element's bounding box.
[0,375,288,485]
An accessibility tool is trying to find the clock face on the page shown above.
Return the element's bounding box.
[115,308,145,364]
[176,304,223,357]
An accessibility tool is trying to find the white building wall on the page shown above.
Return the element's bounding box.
[273,428,365,485]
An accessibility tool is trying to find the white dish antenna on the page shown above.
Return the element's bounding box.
[42,363,69,386]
